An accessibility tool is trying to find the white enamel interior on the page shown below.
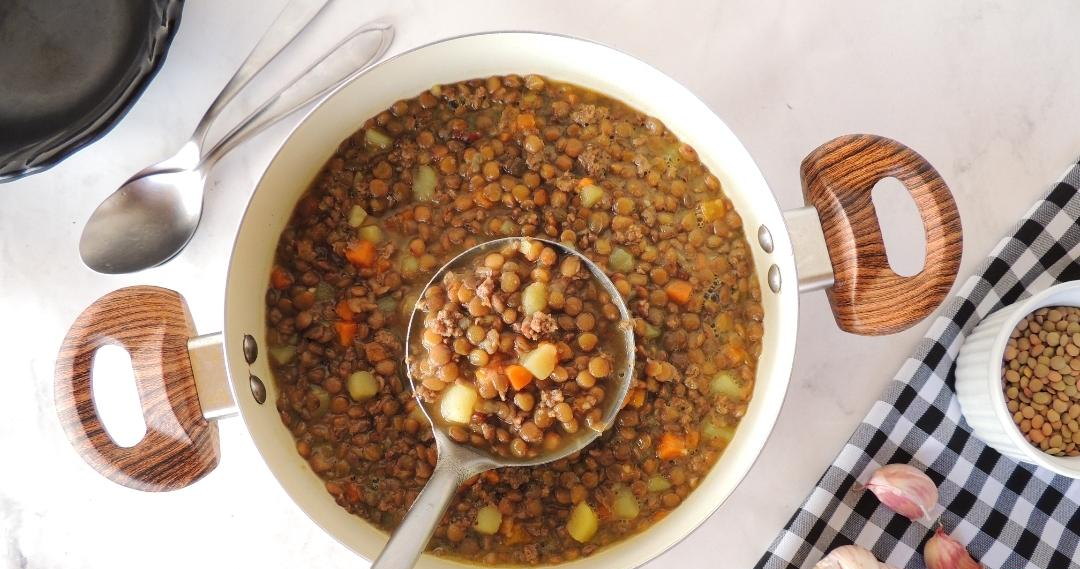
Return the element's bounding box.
[224,33,800,568]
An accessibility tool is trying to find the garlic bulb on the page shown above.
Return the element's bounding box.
[814,545,897,569]
[865,463,939,523]
[924,527,983,569]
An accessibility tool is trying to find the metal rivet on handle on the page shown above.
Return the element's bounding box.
[758,225,774,254]
[249,374,267,404]
[242,334,258,364]
[768,264,781,293]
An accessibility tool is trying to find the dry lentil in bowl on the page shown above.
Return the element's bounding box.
[412,238,625,459]
[1003,306,1080,457]
[265,74,763,565]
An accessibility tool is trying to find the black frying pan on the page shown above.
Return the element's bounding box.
[0,0,183,182]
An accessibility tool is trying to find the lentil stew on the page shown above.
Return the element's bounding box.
[265,74,764,565]
[412,237,628,460]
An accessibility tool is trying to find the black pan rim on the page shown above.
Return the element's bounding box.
[0,0,185,183]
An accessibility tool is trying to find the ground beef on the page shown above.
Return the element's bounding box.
[475,275,496,306]
[570,103,608,126]
[374,329,401,353]
[577,144,612,177]
[431,306,462,337]
[518,311,558,341]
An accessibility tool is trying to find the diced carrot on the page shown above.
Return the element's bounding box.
[686,429,701,450]
[576,177,595,189]
[657,432,687,460]
[344,482,361,504]
[723,342,747,366]
[335,300,354,321]
[665,280,693,305]
[334,321,357,346]
[345,240,376,268]
[270,266,292,290]
[506,365,534,390]
[516,113,536,130]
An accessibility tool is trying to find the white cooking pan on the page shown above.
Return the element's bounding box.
[55,32,962,569]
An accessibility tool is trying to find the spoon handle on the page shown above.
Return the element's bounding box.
[372,456,486,569]
[191,0,333,147]
[199,21,393,170]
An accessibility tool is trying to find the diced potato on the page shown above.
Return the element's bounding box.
[364,128,392,150]
[643,323,661,339]
[613,488,640,520]
[520,343,557,379]
[566,502,598,543]
[647,475,671,493]
[473,505,502,535]
[377,296,398,313]
[710,371,745,400]
[702,421,736,443]
[608,247,634,273]
[314,282,335,302]
[348,205,368,227]
[580,184,605,208]
[440,383,477,424]
[359,225,383,243]
[699,198,726,221]
[347,371,378,401]
[522,282,548,315]
[269,345,296,366]
[412,165,437,202]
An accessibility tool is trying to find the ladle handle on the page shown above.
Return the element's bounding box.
[372,458,482,569]
[201,21,394,169]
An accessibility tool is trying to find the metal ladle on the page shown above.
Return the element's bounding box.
[79,1,393,274]
[373,237,636,569]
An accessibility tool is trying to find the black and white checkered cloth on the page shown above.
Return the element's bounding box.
[756,161,1080,569]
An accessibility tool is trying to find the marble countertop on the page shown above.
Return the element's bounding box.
[3,1,1079,567]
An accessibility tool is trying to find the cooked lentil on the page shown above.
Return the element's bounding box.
[1003,306,1080,457]
[413,238,623,459]
[266,74,763,565]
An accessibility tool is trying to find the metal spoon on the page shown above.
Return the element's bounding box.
[372,237,636,569]
[79,4,393,274]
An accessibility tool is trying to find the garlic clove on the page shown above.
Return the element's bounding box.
[814,545,884,569]
[865,463,939,523]
[924,527,984,569]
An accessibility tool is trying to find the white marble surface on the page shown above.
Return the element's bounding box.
[3,1,1080,567]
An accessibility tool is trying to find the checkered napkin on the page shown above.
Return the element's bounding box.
[755,161,1080,569]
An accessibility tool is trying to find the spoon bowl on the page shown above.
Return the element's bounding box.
[79,150,205,274]
[372,237,635,569]
[78,14,393,274]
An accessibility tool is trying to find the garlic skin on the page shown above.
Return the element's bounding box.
[814,545,897,569]
[865,463,939,522]
[924,527,983,569]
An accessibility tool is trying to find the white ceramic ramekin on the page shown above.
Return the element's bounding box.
[956,281,1080,478]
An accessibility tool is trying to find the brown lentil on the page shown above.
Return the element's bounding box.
[265,75,762,565]
[1002,306,1080,457]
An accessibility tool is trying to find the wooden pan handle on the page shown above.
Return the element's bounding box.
[801,134,962,335]
[54,286,219,491]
